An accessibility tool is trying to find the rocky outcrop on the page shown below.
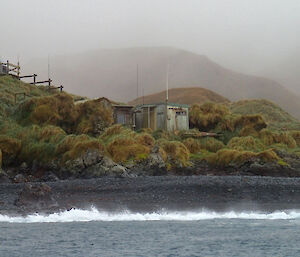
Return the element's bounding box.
[15,183,58,211]
[127,146,167,176]
[62,149,128,178]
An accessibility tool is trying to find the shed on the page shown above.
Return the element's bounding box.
[135,103,189,131]
[113,104,135,127]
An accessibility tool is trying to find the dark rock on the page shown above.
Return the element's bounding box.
[19,162,28,173]
[13,174,26,183]
[41,172,60,182]
[0,170,11,183]
[15,183,58,209]
[84,156,128,178]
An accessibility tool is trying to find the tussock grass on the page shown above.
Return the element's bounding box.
[0,135,22,165]
[183,137,225,154]
[227,136,265,152]
[102,125,155,163]
[259,129,297,148]
[234,114,267,131]
[107,137,150,163]
[158,140,190,167]
[189,102,231,131]
[62,138,105,163]
[231,99,300,130]
[75,99,113,135]
[289,131,300,146]
[207,148,279,167]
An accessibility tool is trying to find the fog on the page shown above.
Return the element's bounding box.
[1,0,300,92]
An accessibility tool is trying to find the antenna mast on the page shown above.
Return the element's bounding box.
[136,64,139,104]
[165,63,169,131]
[47,54,50,80]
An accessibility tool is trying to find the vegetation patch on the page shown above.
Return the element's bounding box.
[158,140,190,168]
[0,135,22,165]
[259,129,297,148]
[207,148,279,167]
[227,136,265,152]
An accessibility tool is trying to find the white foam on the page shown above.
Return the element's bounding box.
[1,208,300,223]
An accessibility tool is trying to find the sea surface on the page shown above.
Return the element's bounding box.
[1,208,300,257]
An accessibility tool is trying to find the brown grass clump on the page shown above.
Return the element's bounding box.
[227,136,265,152]
[207,149,255,166]
[55,134,91,156]
[239,126,259,137]
[18,93,77,132]
[0,135,22,165]
[183,138,202,154]
[100,125,135,143]
[257,149,280,162]
[75,99,113,135]
[234,114,267,131]
[189,102,231,131]
[136,133,155,148]
[139,128,153,134]
[199,137,225,153]
[159,140,190,167]
[38,125,66,143]
[207,148,279,167]
[62,138,105,162]
[183,137,225,154]
[259,129,297,148]
[289,131,300,146]
[107,137,150,163]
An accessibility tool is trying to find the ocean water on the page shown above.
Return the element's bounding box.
[1,208,300,257]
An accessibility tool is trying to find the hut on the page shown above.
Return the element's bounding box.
[112,104,135,127]
[135,103,189,131]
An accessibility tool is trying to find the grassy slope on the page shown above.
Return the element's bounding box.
[0,75,299,174]
[230,99,300,130]
[0,75,50,116]
[129,87,230,106]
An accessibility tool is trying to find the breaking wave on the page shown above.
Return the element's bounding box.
[1,208,300,223]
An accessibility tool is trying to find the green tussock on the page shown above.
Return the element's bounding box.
[227,136,265,152]
[230,99,300,130]
[158,140,190,168]
[259,129,297,148]
[183,137,224,153]
[207,149,279,167]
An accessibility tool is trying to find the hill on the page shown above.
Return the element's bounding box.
[23,47,300,119]
[230,99,300,130]
[129,87,230,106]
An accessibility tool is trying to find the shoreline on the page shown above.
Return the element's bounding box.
[1,175,300,216]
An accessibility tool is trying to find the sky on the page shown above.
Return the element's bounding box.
[1,0,300,81]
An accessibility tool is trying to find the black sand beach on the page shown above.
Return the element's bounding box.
[1,175,300,216]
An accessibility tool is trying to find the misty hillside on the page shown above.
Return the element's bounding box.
[129,87,229,106]
[23,47,300,119]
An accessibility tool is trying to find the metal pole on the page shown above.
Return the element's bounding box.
[165,63,169,131]
[136,64,139,103]
[148,107,150,128]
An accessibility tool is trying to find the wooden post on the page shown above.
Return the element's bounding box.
[33,74,37,85]
[6,60,9,74]
[17,61,20,77]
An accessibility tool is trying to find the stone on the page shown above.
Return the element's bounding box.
[41,172,60,182]
[13,174,26,183]
[0,170,11,183]
[15,183,57,209]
